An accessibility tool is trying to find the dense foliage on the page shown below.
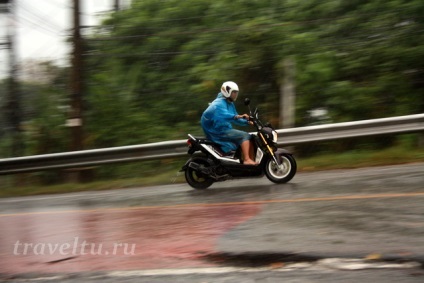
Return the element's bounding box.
[84,0,424,146]
[1,0,424,159]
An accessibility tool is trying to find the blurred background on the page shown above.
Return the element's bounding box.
[0,0,423,193]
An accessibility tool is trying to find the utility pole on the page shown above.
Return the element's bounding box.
[279,57,296,129]
[4,0,23,157]
[65,0,85,182]
[114,0,120,11]
[68,0,83,152]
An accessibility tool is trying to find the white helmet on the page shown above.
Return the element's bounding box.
[221,81,239,101]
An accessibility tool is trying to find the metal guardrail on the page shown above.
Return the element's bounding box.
[0,114,423,175]
[276,113,424,145]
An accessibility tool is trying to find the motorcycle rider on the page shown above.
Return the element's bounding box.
[201,81,257,165]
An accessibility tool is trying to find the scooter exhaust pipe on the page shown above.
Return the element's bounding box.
[188,162,214,176]
[188,162,201,171]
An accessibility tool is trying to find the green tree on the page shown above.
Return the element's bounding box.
[6,0,423,160]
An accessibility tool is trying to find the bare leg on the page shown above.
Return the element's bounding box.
[241,140,257,165]
[249,141,255,161]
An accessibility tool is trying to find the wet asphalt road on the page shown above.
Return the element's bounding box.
[0,163,423,282]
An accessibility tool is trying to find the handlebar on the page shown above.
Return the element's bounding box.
[248,114,264,130]
[245,98,267,130]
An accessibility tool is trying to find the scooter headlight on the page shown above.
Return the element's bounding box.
[272,131,278,143]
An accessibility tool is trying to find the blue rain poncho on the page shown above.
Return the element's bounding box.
[201,93,251,153]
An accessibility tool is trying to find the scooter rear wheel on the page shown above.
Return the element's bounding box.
[185,157,214,190]
[265,154,297,184]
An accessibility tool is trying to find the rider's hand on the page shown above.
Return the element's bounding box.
[237,114,250,120]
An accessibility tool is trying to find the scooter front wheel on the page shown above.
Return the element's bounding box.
[265,154,297,184]
[184,157,214,190]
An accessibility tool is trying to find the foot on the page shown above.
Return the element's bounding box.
[243,159,258,165]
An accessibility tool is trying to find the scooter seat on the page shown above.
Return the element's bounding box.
[192,136,220,146]
[192,136,236,157]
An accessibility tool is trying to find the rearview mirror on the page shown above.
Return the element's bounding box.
[244,98,250,106]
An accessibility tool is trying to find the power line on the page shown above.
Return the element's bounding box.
[86,5,417,41]
[15,15,61,36]
[48,0,71,10]
[18,0,67,29]
[82,27,421,59]
[16,1,67,36]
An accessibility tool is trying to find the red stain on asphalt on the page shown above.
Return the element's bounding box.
[0,205,261,275]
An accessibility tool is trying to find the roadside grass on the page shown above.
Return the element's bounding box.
[0,169,183,198]
[1,145,423,198]
[297,145,424,171]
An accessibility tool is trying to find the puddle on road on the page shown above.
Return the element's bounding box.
[0,204,262,275]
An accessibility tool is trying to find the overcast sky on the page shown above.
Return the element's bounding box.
[1,0,121,78]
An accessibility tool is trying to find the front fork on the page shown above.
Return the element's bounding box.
[274,148,294,171]
[257,133,281,166]
[272,154,281,166]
